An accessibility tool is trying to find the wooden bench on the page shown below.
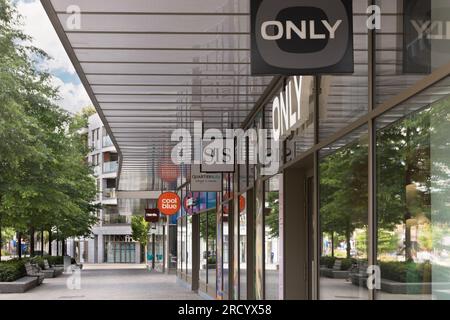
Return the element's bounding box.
[0,276,39,293]
[321,260,350,279]
[24,262,45,284]
[349,262,369,287]
[43,260,63,277]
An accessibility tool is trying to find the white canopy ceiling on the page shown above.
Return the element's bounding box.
[41,0,274,192]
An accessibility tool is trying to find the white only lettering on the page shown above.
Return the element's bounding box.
[261,20,342,40]
[272,76,303,141]
[411,20,450,40]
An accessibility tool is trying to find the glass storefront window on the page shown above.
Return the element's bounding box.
[376,95,450,300]
[208,210,217,293]
[223,203,230,296]
[186,216,192,276]
[319,126,369,300]
[199,213,208,286]
[181,217,186,274]
[177,219,182,272]
[239,192,248,300]
[319,0,369,141]
[264,175,281,300]
[104,235,136,264]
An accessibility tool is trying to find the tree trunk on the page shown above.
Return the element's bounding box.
[29,227,35,257]
[56,229,59,256]
[331,232,335,257]
[62,239,66,256]
[40,229,44,256]
[405,211,413,261]
[404,127,413,262]
[346,224,352,259]
[17,232,22,259]
[144,244,148,265]
[48,229,52,256]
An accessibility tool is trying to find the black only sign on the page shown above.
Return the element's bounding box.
[251,0,354,75]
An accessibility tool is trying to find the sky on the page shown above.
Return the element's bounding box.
[17,0,92,114]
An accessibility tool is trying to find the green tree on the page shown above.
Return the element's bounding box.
[265,191,279,239]
[131,216,150,263]
[320,136,369,258]
[0,0,98,258]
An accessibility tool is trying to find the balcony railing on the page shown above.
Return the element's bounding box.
[91,140,101,150]
[103,161,118,174]
[103,188,116,200]
[103,135,113,148]
[102,214,131,225]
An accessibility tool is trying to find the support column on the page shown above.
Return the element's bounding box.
[97,234,104,263]
[283,167,308,299]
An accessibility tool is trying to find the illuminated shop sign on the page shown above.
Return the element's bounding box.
[272,76,304,142]
[157,192,181,216]
[251,0,354,75]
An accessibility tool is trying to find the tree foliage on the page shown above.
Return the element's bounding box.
[131,216,150,247]
[0,0,98,256]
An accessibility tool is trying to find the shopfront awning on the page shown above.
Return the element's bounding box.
[41,0,274,194]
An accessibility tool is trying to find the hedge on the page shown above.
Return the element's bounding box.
[320,256,336,269]
[0,259,26,282]
[0,256,67,282]
[379,261,432,283]
[320,257,357,270]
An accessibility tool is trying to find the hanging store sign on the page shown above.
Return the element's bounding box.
[403,0,450,74]
[200,139,235,173]
[157,192,181,216]
[190,165,222,192]
[144,208,160,223]
[183,192,199,215]
[251,0,354,75]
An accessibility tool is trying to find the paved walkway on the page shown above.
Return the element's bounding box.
[0,264,201,300]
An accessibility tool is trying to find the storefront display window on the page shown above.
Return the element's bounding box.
[208,210,217,294]
[186,216,192,276]
[199,212,208,286]
[239,192,248,300]
[376,95,450,300]
[319,126,369,300]
[264,175,281,300]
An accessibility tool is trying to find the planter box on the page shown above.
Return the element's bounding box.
[321,268,350,279]
[350,273,450,295]
[42,269,56,279]
[0,276,38,294]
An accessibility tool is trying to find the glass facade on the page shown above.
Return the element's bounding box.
[376,94,450,300]
[172,0,450,301]
[104,235,136,264]
[319,126,369,300]
[239,193,248,300]
[199,212,208,286]
[264,175,281,300]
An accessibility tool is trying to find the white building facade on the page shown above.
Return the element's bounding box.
[67,113,141,264]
